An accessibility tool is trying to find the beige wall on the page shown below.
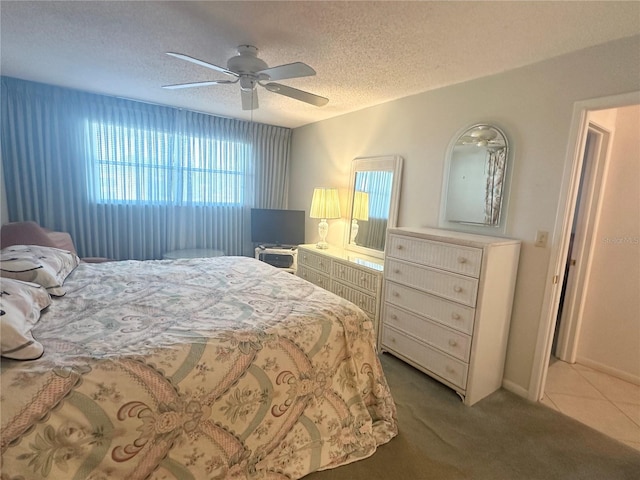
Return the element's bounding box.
[577,105,640,381]
[289,35,640,396]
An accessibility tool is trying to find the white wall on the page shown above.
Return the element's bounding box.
[289,35,640,396]
[577,105,640,381]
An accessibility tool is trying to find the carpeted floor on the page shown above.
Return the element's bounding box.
[305,353,640,480]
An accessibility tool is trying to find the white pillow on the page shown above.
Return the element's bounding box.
[0,244,80,296]
[1,278,51,360]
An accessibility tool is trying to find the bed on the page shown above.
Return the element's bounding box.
[0,246,397,479]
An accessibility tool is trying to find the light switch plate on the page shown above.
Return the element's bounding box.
[535,230,549,248]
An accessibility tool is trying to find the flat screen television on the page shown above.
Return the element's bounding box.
[251,208,305,247]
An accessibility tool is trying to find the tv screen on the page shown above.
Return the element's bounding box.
[251,209,305,247]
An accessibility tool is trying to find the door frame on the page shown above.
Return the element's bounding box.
[528,90,640,402]
[554,123,611,362]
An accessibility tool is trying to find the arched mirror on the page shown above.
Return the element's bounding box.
[443,124,509,227]
[344,155,403,259]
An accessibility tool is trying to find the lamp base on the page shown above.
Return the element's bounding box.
[316,218,329,249]
[350,219,359,244]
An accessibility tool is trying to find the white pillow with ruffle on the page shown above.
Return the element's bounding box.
[1,278,51,360]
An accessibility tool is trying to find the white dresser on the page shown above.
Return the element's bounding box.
[381,227,520,406]
[297,244,384,344]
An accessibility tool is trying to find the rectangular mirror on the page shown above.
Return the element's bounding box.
[344,155,403,259]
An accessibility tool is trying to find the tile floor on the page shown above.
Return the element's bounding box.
[541,357,640,452]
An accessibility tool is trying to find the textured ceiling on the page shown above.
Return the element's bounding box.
[2,1,639,128]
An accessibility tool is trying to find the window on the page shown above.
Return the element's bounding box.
[88,121,247,205]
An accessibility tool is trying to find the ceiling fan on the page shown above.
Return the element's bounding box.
[457,126,505,148]
[163,45,329,111]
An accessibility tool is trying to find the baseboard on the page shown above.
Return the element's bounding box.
[502,378,529,399]
[576,356,640,386]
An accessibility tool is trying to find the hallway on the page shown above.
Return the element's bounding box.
[541,358,640,452]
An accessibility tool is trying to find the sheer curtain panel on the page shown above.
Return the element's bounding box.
[1,77,291,260]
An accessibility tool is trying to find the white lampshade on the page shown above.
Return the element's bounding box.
[352,191,369,221]
[309,188,341,219]
[309,187,340,249]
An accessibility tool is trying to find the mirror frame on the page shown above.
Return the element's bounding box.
[439,123,512,235]
[344,154,403,259]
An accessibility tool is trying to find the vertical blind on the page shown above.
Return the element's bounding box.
[1,77,291,260]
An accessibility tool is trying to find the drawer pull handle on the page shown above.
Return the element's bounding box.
[445,366,456,374]
[448,339,458,347]
[360,275,366,281]
[390,337,397,343]
[457,256,467,264]
[397,245,404,250]
[453,286,463,293]
[452,313,461,320]
[392,291,400,297]
[394,269,401,274]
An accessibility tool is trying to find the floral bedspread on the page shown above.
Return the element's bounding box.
[1,256,397,479]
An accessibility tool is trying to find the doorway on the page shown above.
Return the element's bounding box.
[529,91,640,404]
[534,98,640,450]
[552,123,610,362]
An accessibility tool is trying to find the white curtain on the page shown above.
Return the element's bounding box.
[484,147,506,225]
[1,77,291,259]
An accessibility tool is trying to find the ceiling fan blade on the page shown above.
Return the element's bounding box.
[241,89,258,110]
[162,80,237,90]
[166,52,238,77]
[264,83,328,107]
[258,62,315,81]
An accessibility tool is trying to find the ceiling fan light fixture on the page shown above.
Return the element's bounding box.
[240,77,256,91]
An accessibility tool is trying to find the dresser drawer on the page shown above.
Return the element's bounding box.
[298,249,332,274]
[386,259,479,307]
[330,280,377,317]
[383,304,471,362]
[384,281,475,334]
[297,265,330,290]
[383,326,468,389]
[387,234,482,277]
[332,260,379,295]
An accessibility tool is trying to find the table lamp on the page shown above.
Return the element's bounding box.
[309,187,341,249]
